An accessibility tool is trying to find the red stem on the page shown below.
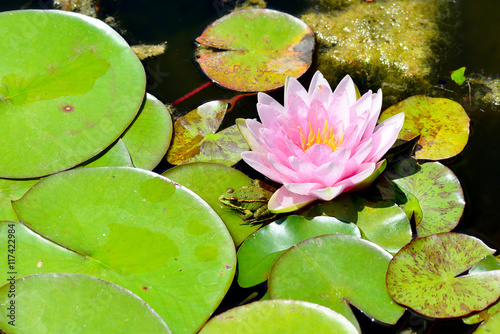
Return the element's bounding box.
[225,93,257,112]
[171,81,214,106]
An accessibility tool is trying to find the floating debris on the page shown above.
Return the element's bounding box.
[131,43,168,60]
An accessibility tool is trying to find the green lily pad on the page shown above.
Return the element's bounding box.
[162,162,261,246]
[379,96,470,160]
[195,8,314,92]
[0,140,133,221]
[0,178,39,221]
[375,175,423,223]
[237,215,361,288]
[0,273,170,333]
[198,300,359,334]
[386,232,500,318]
[463,256,500,325]
[121,93,173,170]
[0,10,145,178]
[77,139,133,168]
[383,157,465,237]
[269,234,405,332]
[304,194,412,253]
[473,311,500,334]
[166,101,248,166]
[9,167,235,334]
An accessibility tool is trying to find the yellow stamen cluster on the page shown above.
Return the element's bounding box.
[298,120,342,152]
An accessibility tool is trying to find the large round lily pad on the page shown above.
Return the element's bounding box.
[196,8,314,92]
[121,93,173,170]
[382,157,465,237]
[268,234,405,331]
[9,167,236,333]
[237,215,360,288]
[379,96,470,160]
[0,10,146,178]
[386,233,500,318]
[198,300,358,334]
[0,273,171,333]
[305,194,412,253]
[163,162,260,246]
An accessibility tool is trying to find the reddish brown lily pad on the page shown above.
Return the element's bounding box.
[166,101,248,166]
[195,8,314,92]
[379,96,470,160]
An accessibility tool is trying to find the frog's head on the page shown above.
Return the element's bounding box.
[219,188,238,206]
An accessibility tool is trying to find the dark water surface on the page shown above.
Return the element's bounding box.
[0,0,499,333]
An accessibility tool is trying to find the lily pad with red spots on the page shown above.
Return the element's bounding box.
[195,8,314,92]
[382,157,465,237]
[386,232,500,318]
[379,96,470,160]
[166,101,249,166]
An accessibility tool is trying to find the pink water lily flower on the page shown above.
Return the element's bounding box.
[237,71,405,213]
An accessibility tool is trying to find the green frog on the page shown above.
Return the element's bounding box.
[218,179,277,224]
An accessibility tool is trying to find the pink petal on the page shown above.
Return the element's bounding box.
[268,154,301,183]
[285,138,310,163]
[360,89,383,141]
[341,118,366,149]
[284,182,322,195]
[288,156,317,183]
[309,71,333,105]
[237,119,265,152]
[245,119,269,152]
[327,89,351,126]
[311,185,345,201]
[285,76,310,107]
[350,89,373,121]
[305,144,335,166]
[336,162,376,189]
[331,75,357,107]
[241,151,284,183]
[314,159,345,186]
[260,130,302,166]
[258,92,285,113]
[285,92,309,126]
[305,99,330,133]
[328,146,351,163]
[268,186,317,213]
[350,138,373,162]
[257,103,282,131]
[365,112,405,162]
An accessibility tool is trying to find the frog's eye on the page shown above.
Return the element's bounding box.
[226,188,234,193]
[228,196,238,203]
